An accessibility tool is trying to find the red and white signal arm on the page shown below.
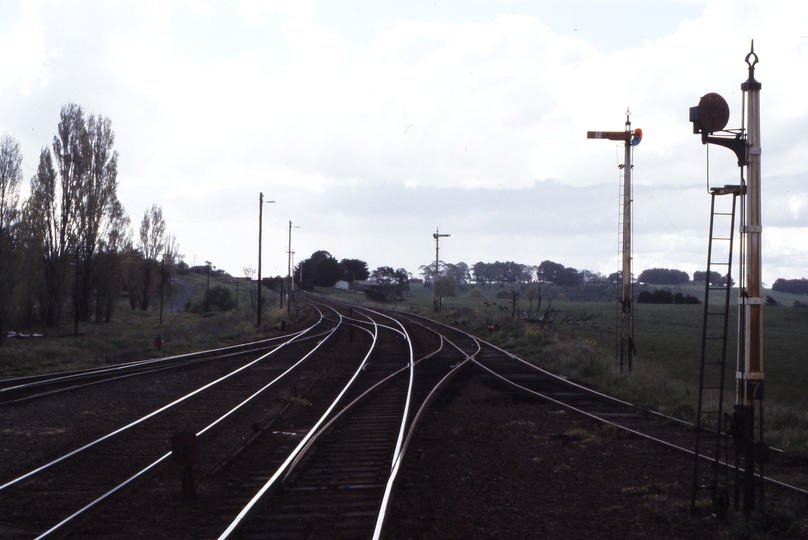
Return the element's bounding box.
[631,128,643,146]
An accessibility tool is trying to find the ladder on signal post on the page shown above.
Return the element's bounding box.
[691,184,743,516]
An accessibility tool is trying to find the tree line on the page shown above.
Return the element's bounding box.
[771,278,808,296]
[0,104,178,344]
[288,250,410,302]
[419,259,599,287]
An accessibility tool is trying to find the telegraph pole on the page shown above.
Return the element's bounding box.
[587,111,642,371]
[433,228,450,312]
[287,221,299,314]
[257,193,274,326]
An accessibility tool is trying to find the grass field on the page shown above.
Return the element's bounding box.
[0,272,297,377]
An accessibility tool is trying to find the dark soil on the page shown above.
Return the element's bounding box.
[384,373,808,540]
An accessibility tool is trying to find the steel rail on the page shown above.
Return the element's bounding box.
[0,309,327,494]
[0,330,312,390]
[372,320,482,540]
[468,350,808,499]
[360,305,415,470]
[0,342,318,405]
[289,299,478,540]
[398,309,648,410]
[0,330,333,407]
[376,308,808,505]
[34,305,344,539]
[282,334,447,482]
[217,308,380,539]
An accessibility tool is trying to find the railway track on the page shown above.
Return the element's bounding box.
[0,303,358,538]
[0,296,805,538]
[0,331,329,405]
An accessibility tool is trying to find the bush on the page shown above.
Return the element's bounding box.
[673,292,700,305]
[637,289,700,305]
[637,289,674,304]
[298,280,315,292]
[468,287,484,298]
[190,285,236,313]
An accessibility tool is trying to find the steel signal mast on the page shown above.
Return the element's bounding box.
[689,42,767,515]
[587,111,643,371]
[433,228,450,312]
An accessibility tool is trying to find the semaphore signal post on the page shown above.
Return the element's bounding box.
[689,42,767,515]
[587,111,642,371]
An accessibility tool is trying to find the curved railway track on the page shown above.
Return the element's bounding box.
[0,296,805,539]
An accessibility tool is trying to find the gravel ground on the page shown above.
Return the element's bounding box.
[384,372,808,540]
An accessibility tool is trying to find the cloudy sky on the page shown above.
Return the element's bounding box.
[1,0,806,284]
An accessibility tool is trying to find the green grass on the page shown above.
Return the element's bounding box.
[0,273,307,378]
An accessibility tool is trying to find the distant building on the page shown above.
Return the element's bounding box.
[334,280,350,291]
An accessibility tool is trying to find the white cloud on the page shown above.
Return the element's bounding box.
[1,0,807,284]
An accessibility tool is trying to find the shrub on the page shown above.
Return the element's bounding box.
[468,287,484,298]
[190,285,236,313]
[637,289,699,305]
[637,289,674,304]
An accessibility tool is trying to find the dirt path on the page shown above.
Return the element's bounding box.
[169,278,194,312]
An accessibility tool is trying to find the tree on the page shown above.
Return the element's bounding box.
[136,205,166,310]
[74,114,124,320]
[298,250,343,287]
[92,208,131,322]
[339,258,369,282]
[772,278,808,296]
[637,268,689,285]
[537,260,565,283]
[637,289,699,304]
[26,105,83,326]
[472,261,531,284]
[472,261,490,284]
[537,260,582,286]
[0,133,22,234]
[25,104,129,326]
[434,275,457,297]
[366,266,410,302]
[444,262,471,284]
[693,270,733,287]
[0,133,23,343]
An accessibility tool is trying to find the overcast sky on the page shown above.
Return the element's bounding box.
[1,0,806,284]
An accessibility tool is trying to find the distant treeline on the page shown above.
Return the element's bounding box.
[772,278,808,296]
[419,259,606,287]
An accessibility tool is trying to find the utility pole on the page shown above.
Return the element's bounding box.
[73,246,80,337]
[587,111,642,371]
[159,255,165,324]
[433,227,450,312]
[287,221,299,314]
[257,193,274,326]
[205,260,213,312]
